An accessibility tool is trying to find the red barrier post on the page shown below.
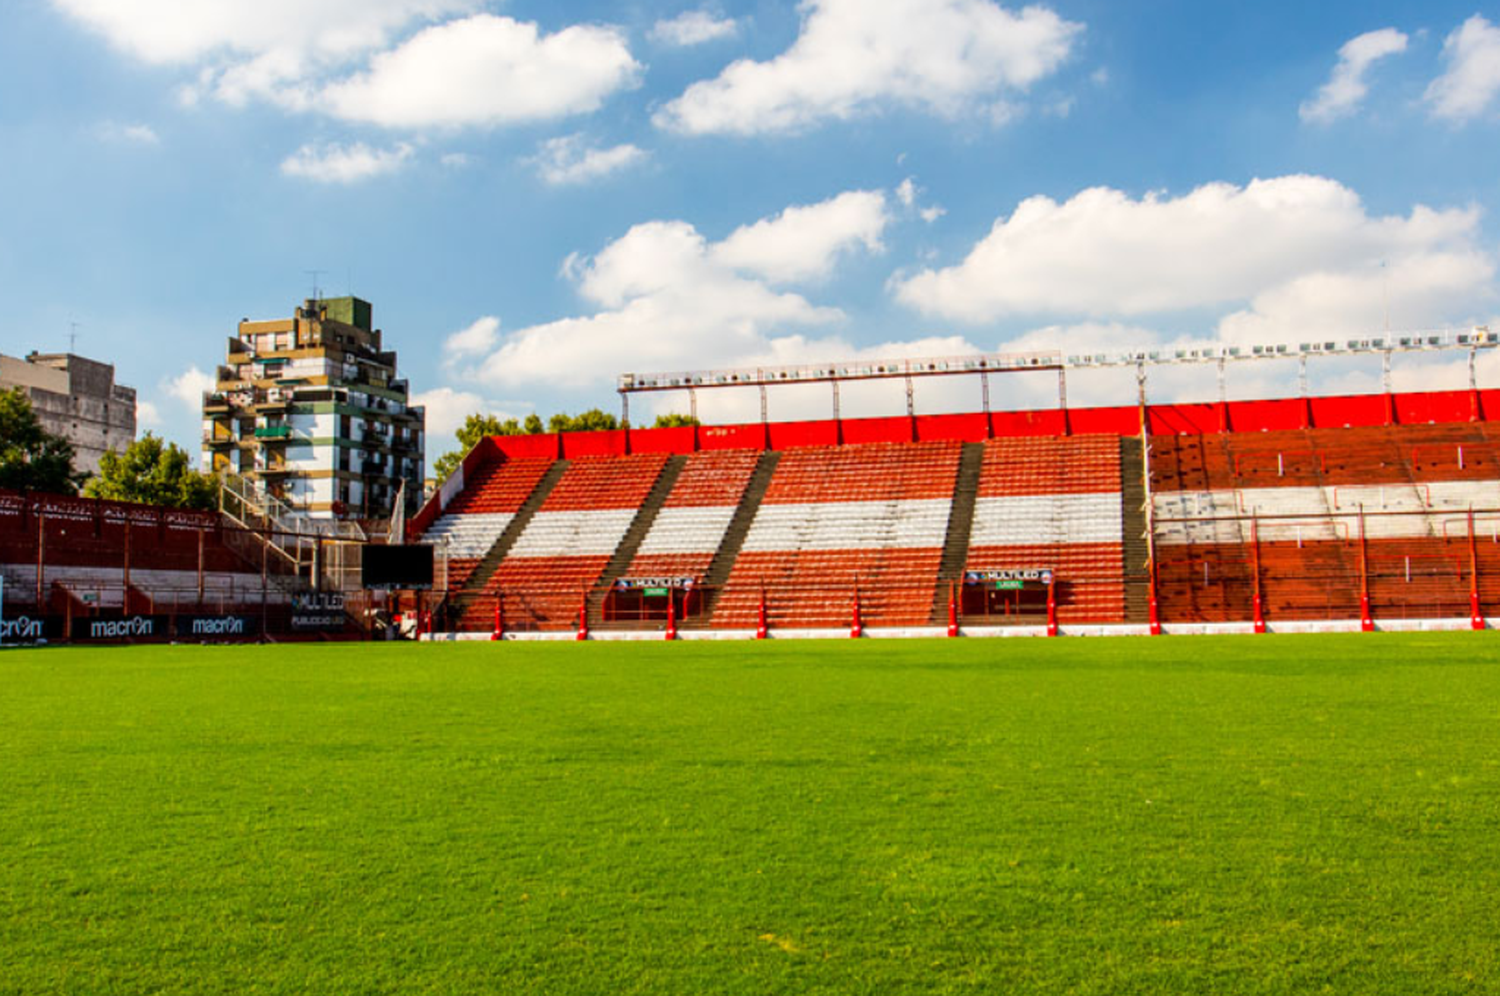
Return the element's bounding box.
[1147,555,1162,636]
[665,587,677,641]
[1046,578,1058,637]
[1358,507,1374,632]
[1251,518,1266,634]
[850,588,863,639]
[756,588,768,639]
[576,592,589,641]
[491,596,504,641]
[1470,508,1485,630]
[947,583,959,638]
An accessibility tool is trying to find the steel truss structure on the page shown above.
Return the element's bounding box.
[617,327,1495,425]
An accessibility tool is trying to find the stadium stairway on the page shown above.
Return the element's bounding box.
[928,441,984,624]
[684,450,781,627]
[1119,436,1151,623]
[457,459,570,596]
[587,454,689,628]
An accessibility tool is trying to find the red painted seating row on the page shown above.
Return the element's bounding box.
[760,441,961,504]
[443,457,554,515]
[976,435,1122,497]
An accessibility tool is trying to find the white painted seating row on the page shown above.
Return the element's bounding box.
[741,499,950,552]
[423,512,514,558]
[635,507,738,555]
[507,509,637,559]
[969,494,1123,547]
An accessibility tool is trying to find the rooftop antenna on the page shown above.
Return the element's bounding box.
[305,269,325,303]
[68,321,81,354]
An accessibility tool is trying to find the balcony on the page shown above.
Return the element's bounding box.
[253,425,291,439]
[202,392,230,413]
[202,432,235,448]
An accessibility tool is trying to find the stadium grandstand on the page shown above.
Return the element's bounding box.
[9,328,1500,643]
[406,328,1500,639]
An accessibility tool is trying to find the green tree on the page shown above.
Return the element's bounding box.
[548,408,619,433]
[431,412,549,483]
[651,413,700,428]
[83,433,218,509]
[0,387,86,495]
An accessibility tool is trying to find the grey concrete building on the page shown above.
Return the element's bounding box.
[0,352,136,477]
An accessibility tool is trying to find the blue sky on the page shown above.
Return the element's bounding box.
[2,0,1499,457]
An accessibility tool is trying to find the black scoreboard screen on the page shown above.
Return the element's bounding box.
[361,544,435,590]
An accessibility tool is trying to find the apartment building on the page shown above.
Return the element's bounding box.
[202,297,424,519]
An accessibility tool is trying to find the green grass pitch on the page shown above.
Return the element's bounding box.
[2,634,1498,994]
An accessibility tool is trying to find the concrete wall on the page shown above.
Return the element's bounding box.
[0,352,136,477]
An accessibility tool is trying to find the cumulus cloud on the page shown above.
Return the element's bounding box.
[321,15,641,129]
[165,366,215,407]
[654,0,1082,135]
[53,2,639,132]
[410,386,525,438]
[446,190,894,391]
[443,316,500,358]
[529,134,648,185]
[650,9,739,47]
[1426,15,1500,122]
[280,141,413,182]
[1299,27,1408,124]
[135,399,162,428]
[893,175,1492,330]
[711,190,888,283]
[50,0,478,64]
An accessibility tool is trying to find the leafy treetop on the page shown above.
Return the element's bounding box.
[83,433,218,510]
[0,387,86,495]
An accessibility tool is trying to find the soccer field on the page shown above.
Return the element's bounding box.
[2,635,1498,994]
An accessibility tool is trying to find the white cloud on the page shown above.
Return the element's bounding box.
[1426,15,1500,122]
[440,152,473,168]
[410,386,524,438]
[895,176,945,223]
[50,0,479,64]
[95,121,160,144]
[711,190,888,283]
[164,366,215,407]
[650,9,739,47]
[280,141,414,183]
[443,316,500,357]
[54,3,639,132]
[135,399,162,428]
[893,175,1492,325]
[529,134,648,185]
[1300,27,1408,124]
[320,15,640,129]
[654,0,1082,135]
[449,190,893,391]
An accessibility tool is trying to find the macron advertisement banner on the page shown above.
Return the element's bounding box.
[174,614,256,640]
[0,614,66,643]
[70,614,170,642]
